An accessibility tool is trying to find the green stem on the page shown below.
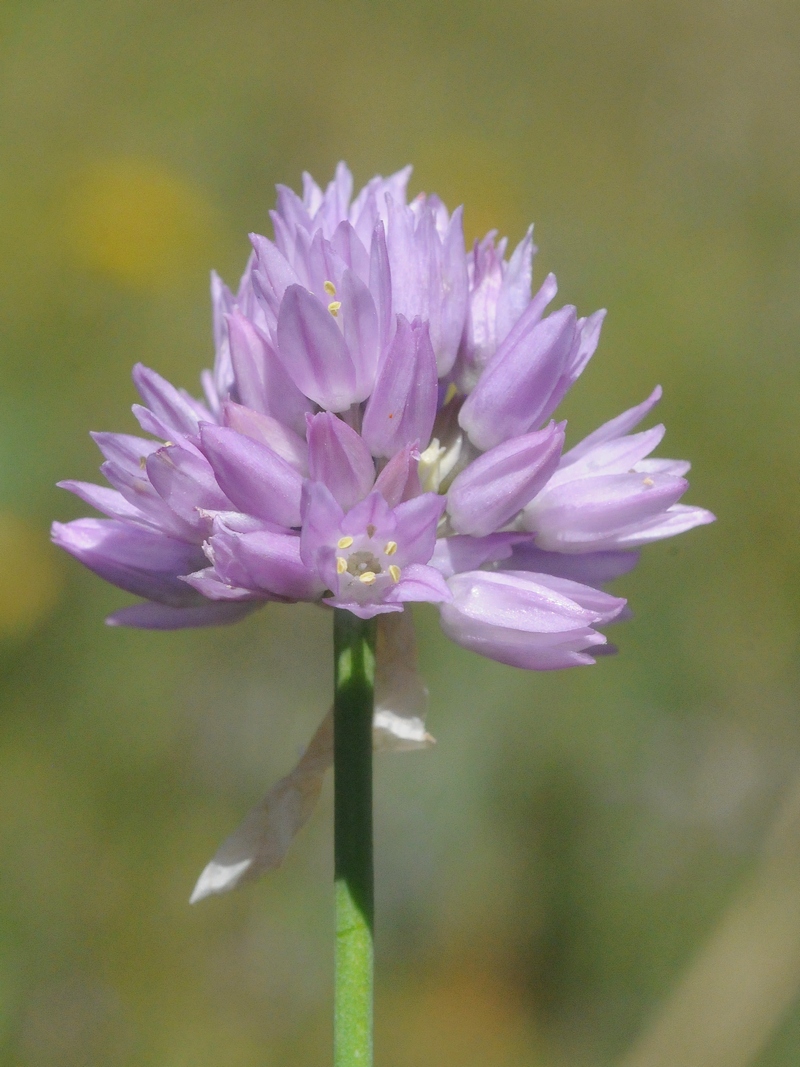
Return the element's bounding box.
[333,609,377,1067]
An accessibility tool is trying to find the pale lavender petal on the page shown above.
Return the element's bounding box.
[635,457,691,477]
[323,593,403,620]
[340,269,380,400]
[439,569,614,669]
[424,193,450,234]
[528,472,689,551]
[563,386,663,463]
[132,364,209,438]
[91,432,161,471]
[392,493,448,566]
[234,249,263,315]
[331,220,370,281]
[380,165,413,211]
[549,425,666,486]
[435,205,469,376]
[459,305,577,451]
[504,571,626,623]
[386,196,418,320]
[299,481,345,569]
[570,309,605,381]
[312,544,341,594]
[205,524,320,601]
[250,233,301,319]
[443,570,605,632]
[463,235,504,375]
[301,172,323,214]
[306,412,376,510]
[317,161,354,235]
[146,445,232,528]
[52,519,204,605]
[440,611,607,669]
[223,402,308,474]
[429,532,523,578]
[58,481,151,525]
[499,272,559,354]
[198,511,282,535]
[181,569,261,602]
[609,504,716,548]
[269,208,298,265]
[353,169,411,243]
[406,205,437,315]
[373,443,422,507]
[275,185,313,233]
[350,183,380,248]
[362,316,438,458]
[200,425,303,528]
[209,271,235,407]
[276,284,358,411]
[538,309,606,423]
[99,459,195,541]
[447,421,565,536]
[340,491,395,539]
[495,226,535,343]
[211,271,234,358]
[227,312,312,436]
[369,221,393,353]
[131,404,180,442]
[384,564,452,604]
[302,228,347,300]
[107,600,258,629]
[201,370,219,417]
[504,544,641,585]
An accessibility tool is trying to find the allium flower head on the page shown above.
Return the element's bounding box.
[53,162,714,896]
[54,161,713,665]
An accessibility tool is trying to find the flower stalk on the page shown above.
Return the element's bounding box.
[333,609,377,1066]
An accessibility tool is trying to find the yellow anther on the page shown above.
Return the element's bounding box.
[444,382,458,405]
[328,300,342,317]
[366,524,376,538]
[384,541,398,556]
[389,565,401,583]
[139,455,147,470]
[643,477,655,487]
[324,280,336,296]
[336,557,348,574]
[359,571,377,585]
[337,536,354,549]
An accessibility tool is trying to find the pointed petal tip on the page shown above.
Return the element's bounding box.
[189,858,253,904]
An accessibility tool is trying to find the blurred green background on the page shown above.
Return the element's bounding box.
[1,1,799,1064]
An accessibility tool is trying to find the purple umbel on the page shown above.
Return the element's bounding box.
[53,162,714,669]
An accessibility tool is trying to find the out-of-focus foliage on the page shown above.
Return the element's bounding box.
[1,1,799,1064]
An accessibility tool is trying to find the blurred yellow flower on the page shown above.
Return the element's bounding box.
[0,514,62,638]
[63,158,217,290]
